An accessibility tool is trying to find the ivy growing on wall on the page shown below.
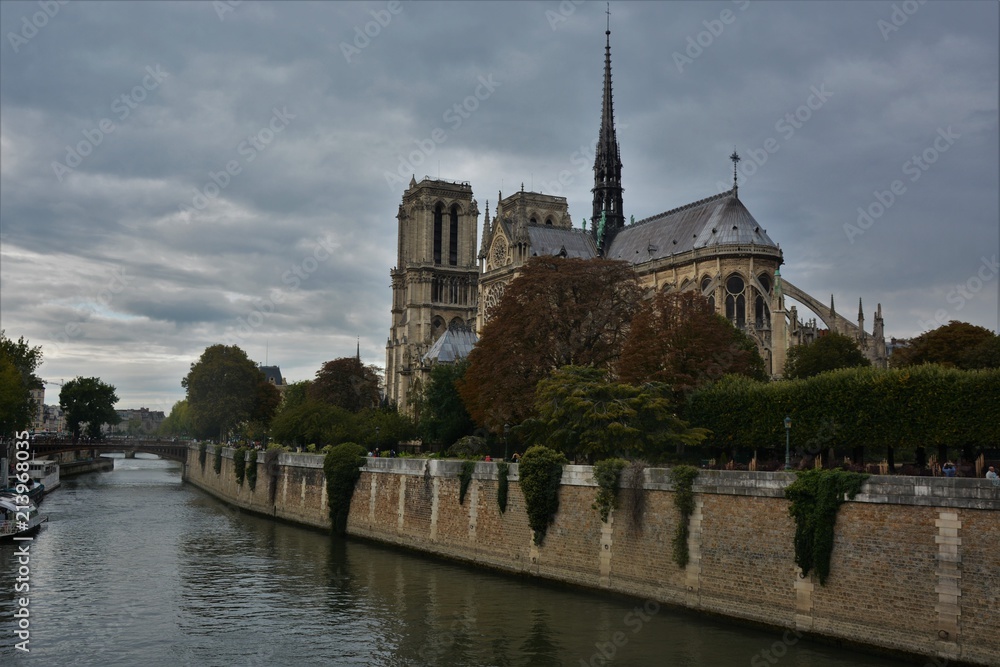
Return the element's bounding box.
[323,442,367,534]
[784,468,868,585]
[458,460,476,505]
[234,447,247,485]
[246,449,258,491]
[198,442,207,470]
[620,460,647,530]
[592,458,628,523]
[213,444,223,475]
[519,446,567,545]
[496,461,510,514]
[670,465,699,568]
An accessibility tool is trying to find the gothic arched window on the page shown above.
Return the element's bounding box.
[758,273,771,294]
[755,295,770,328]
[725,274,746,328]
[433,203,444,265]
[449,204,459,266]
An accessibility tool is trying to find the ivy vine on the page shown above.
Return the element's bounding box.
[592,458,628,523]
[784,468,868,585]
[620,460,647,530]
[496,461,510,514]
[458,460,476,505]
[323,442,367,534]
[519,446,567,545]
[246,449,258,491]
[670,465,699,568]
[213,444,223,475]
[198,442,207,470]
[234,447,247,485]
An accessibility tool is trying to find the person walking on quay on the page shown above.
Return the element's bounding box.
[986,466,998,482]
[942,461,956,477]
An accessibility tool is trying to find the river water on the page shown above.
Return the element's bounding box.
[1,455,916,666]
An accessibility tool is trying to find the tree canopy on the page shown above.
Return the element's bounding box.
[0,331,43,437]
[523,366,709,463]
[459,257,642,431]
[891,321,999,369]
[60,377,120,440]
[784,331,870,379]
[309,356,381,412]
[617,291,767,396]
[182,344,266,440]
[419,360,475,448]
[159,400,192,437]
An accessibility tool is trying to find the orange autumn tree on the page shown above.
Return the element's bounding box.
[617,290,766,400]
[458,257,642,432]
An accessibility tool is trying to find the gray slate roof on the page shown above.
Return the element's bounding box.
[526,226,598,259]
[605,190,777,265]
[422,327,478,364]
[259,365,284,385]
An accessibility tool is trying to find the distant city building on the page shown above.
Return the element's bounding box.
[259,365,286,389]
[29,387,45,432]
[42,404,67,434]
[105,407,166,436]
[386,22,887,413]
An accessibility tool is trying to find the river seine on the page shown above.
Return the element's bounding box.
[1,455,917,666]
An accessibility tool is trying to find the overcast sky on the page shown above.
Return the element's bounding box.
[1,0,997,412]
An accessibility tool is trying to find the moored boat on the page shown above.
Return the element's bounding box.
[0,491,48,540]
[28,459,60,495]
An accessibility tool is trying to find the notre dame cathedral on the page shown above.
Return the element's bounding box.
[385,23,887,413]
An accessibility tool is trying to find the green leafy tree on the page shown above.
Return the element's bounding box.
[358,406,417,451]
[524,366,708,463]
[159,400,192,437]
[459,257,642,432]
[182,344,262,440]
[419,360,475,447]
[0,331,43,437]
[60,377,121,440]
[618,291,767,398]
[959,335,1000,369]
[309,357,381,412]
[784,332,870,379]
[280,380,312,412]
[891,321,998,369]
[270,399,358,448]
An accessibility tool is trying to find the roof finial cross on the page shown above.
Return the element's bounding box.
[730,147,741,195]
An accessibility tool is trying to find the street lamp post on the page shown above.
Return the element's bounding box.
[375,426,380,453]
[784,416,792,470]
[503,423,510,462]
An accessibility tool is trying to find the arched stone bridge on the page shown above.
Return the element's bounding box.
[29,439,191,463]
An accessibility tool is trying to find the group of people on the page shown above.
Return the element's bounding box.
[941,461,997,480]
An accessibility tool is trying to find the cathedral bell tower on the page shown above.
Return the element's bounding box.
[386,177,479,414]
[591,8,625,251]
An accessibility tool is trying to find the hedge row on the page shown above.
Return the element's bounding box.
[686,366,1000,452]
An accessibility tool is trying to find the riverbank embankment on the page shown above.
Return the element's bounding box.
[182,445,1000,667]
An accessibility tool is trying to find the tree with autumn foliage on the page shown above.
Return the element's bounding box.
[891,321,999,369]
[617,290,767,399]
[458,257,642,432]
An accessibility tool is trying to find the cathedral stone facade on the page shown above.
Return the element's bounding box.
[386,23,886,413]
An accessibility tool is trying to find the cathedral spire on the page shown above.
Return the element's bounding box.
[730,148,741,197]
[591,3,624,246]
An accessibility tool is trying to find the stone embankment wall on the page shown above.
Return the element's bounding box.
[183,446,1000,666]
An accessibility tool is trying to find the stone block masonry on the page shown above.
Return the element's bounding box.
[183,447,1000,666]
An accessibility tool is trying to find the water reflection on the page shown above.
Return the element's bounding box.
[1,457,914,667]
